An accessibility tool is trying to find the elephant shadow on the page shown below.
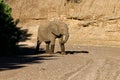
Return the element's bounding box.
[56,50,89,54]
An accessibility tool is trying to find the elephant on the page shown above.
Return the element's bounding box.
[35,20,69,55]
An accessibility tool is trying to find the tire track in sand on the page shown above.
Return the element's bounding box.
[95,59,120,80]
[61,58,120,80]
[61,58,105,80]
[61,59,93,80]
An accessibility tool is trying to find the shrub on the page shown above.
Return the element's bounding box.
[0,0,23,55]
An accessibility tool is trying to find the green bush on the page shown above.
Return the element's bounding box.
[0,0,23,55]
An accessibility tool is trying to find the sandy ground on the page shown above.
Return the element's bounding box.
[0,21,120,80]
[0,46,120,80]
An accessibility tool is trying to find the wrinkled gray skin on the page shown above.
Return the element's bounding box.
[35,20,69,55]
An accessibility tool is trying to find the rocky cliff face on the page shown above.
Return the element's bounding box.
[5,0,120,46]
[6,0,120,20]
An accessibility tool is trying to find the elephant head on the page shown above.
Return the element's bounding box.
[49,20,69,43]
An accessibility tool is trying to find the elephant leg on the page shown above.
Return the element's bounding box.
[45,41,50,53]
[60,44,66,55]
[59,37,66,55]
[50,44,55,54]
[35,40,41,54]
[50,39,55,54]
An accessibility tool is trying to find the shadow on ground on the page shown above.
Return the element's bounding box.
[0,46,52,71]
[0,55,41,71]
[0,45,89,71]
[57,50,89,54]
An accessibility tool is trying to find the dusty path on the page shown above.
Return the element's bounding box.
[0,46,120,80]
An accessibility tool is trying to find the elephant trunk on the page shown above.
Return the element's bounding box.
[63,33,69,44]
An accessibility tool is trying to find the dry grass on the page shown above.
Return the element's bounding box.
[6,0,120,20]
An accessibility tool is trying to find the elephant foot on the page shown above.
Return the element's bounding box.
[61,52,67,55]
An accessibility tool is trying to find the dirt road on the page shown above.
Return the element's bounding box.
[0,46,120,80]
